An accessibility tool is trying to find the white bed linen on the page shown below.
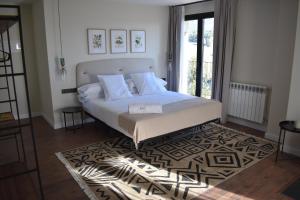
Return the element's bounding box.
[82,91,195,138]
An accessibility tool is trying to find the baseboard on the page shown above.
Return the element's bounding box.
[12,111,57,129]
[53,121,62,129]
[41,113,55,128]
[265,132,300,157]
[13,112,94,130]
[265,132,279,143]
[53,117,95,130]
[227,116,267,132]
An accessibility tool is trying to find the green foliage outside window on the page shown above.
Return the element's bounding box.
[188,31,197,43]
[187,56,196,96]
[187,56,212,99]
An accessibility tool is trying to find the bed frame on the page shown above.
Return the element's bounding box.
[84,110,220,149]
[76,58,155,87]
[76,58,220,148]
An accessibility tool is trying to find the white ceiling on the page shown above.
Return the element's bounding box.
[0,0,202,6]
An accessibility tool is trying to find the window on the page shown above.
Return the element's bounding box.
[182,12,214,99]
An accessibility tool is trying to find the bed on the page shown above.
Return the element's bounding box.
[76,58,222,147]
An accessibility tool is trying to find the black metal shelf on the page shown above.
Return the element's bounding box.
[0,125,20,134]
[0,65,12,68]
[0,127,24,166]
[0,120,31,131]
[0,168,37,180]
[0,5,44,199]
[0,99,16,103]
[0,72,25,77]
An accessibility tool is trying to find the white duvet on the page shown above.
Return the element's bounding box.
[82,91,196,138]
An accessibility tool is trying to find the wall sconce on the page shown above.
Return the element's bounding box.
[60,57,66,80]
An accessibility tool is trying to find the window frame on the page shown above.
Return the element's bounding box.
[185,12,214,97]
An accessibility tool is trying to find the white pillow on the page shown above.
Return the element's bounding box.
[126,77,167,95]
[77,83,103,99]
[130,72,167,95]
[78,82,100,93]
[97,74,133,101]
[156,78,167,87]
[125,79,138,94]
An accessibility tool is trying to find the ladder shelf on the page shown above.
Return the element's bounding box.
[0,5,44,199]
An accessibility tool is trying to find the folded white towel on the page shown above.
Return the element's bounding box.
[129,103,162,114]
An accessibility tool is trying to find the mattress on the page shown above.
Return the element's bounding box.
[82,91,221,145]
[82,91,192,136]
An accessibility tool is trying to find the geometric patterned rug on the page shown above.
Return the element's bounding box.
[56,123,276,200]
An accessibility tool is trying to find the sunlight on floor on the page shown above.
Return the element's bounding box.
[79,154,256,200]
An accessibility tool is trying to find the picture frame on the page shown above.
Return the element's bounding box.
[87,29,106,54]
[130,30,146,53]
[110,29,127,53]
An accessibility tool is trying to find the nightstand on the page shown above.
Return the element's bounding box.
[275,121,300,162]
[62,106,84,131]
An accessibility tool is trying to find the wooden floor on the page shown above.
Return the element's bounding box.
[1,117,300,200]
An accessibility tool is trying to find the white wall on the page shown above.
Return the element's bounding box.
[267,0,298,139]
[32,0,55,125]
[21,5,41,115]
[232,0,279,88]
[285,1,300,156]
[41,0,169,128]
[231,0,298,133]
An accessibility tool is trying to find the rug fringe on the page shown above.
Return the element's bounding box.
[55,152,99,200]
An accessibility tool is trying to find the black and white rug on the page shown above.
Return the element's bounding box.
[56,123,275,200]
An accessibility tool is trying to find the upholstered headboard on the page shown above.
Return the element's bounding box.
[76,58,155,87]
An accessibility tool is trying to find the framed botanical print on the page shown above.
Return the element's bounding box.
[87,29,106,54]
[110,29,127,53]
[130,30,146,53]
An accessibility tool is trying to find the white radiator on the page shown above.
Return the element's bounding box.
[228,82,267,124]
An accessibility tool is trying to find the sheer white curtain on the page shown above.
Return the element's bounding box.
[178,20,189,94]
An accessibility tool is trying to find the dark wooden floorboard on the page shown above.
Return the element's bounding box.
[0,117,299,200]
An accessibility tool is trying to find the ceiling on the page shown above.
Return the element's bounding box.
[0,0,202,6]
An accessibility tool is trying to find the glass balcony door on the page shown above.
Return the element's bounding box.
[182,13,214,99]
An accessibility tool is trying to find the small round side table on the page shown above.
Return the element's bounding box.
[62,106,84,131]
[275,121,300,162]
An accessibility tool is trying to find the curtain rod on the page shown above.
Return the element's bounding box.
[173,0,213,7]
